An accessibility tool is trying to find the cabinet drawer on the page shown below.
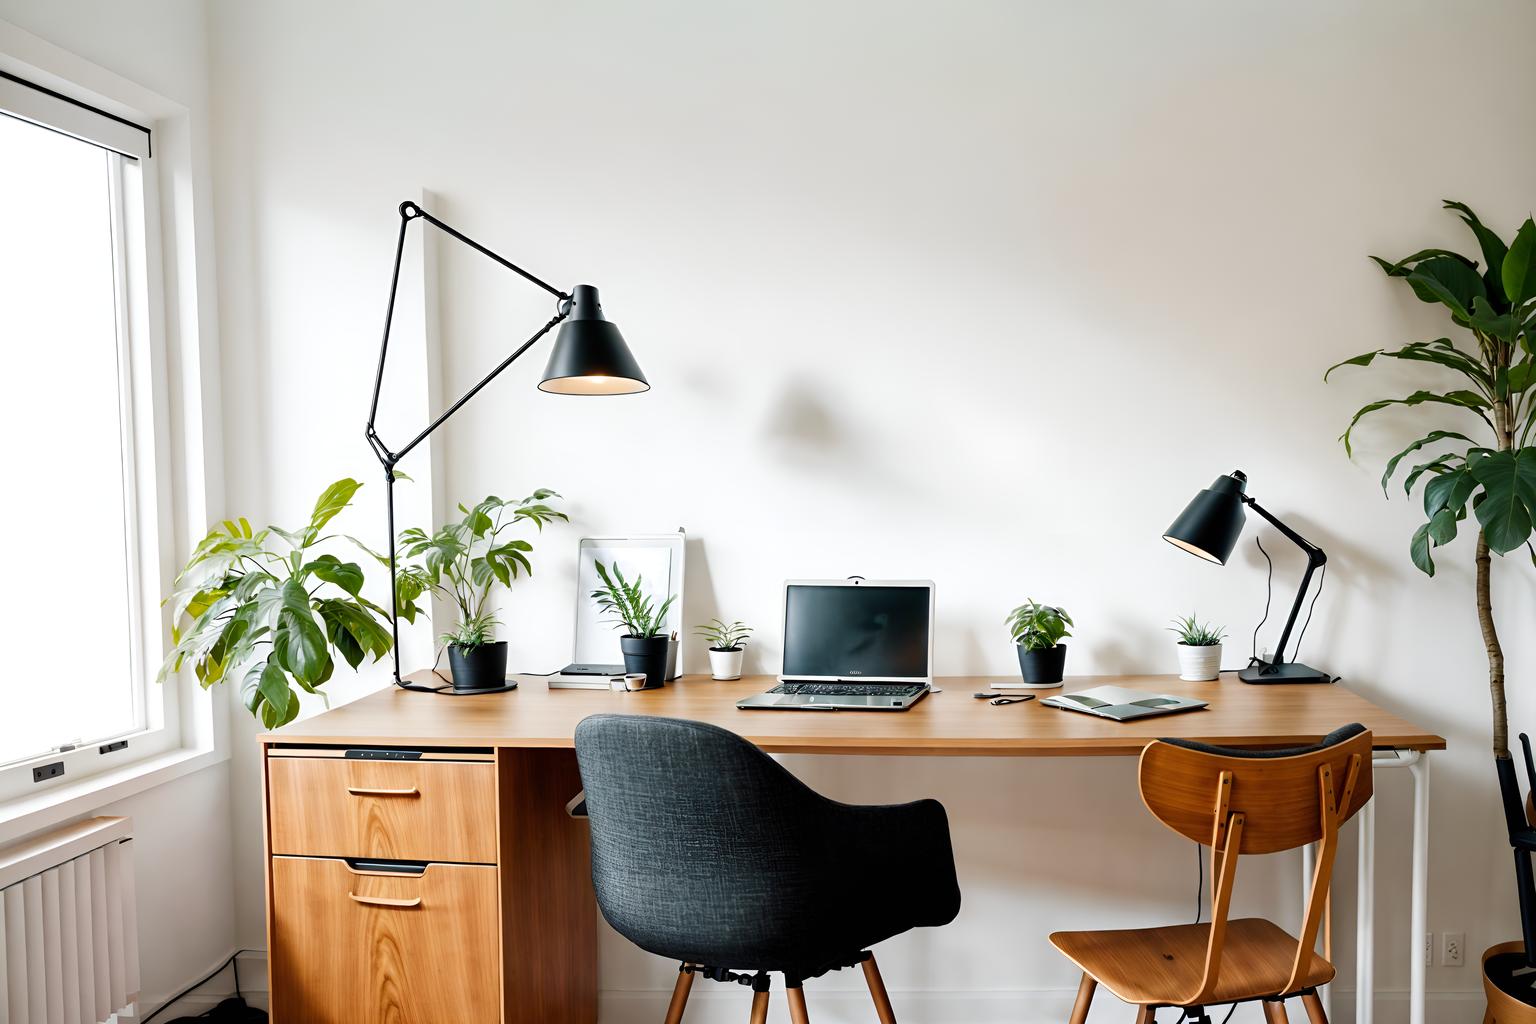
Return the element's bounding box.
[268,755,496,863]
[270,857,499,1024]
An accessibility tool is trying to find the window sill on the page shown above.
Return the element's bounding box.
[0,743,229,846]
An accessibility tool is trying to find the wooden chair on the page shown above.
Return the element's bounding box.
[1050,723,1373,1024]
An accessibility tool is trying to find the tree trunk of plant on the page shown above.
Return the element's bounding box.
[1479,531,1509,758]
[1484,384,1515,760]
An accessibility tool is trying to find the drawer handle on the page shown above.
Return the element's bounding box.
[346,786,420,797]
[348,892,422,908]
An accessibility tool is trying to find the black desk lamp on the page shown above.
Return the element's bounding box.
[365,201,648,694]
[1163,470,1332,684]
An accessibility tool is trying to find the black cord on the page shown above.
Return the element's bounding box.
[1251,537,1274,664]
[141,948,261,1023]
[1290,563,1327,662]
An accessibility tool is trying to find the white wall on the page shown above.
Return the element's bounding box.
[202,1,1536,1021]
[0,0,239,1014]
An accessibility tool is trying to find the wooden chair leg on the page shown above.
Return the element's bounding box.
[748,987,770,1024]
[1068,973,1097,1024]
[1299,991,1329,1024]
[786,983,811,1024]
[1262,998,1290,1023]
[1134,1006,1154,1023]
[663,966,694,1024]
[861,954,898,1024]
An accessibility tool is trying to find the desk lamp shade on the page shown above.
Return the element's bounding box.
[1164,471,1248,565]
[539,285,649,395]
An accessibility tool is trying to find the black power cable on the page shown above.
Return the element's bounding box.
[141,949,263,1023]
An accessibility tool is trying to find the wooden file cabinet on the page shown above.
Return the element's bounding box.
[263,746,596,1024]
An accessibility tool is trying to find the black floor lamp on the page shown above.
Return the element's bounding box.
[365,201,648,694]
[1163,470,1333,684]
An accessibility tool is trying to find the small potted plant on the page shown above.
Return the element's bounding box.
[590,561,677,688]
[394,489,567,691]
[695,619,753,680]
[1006,600,1072,688]
[1168,613,1226,681]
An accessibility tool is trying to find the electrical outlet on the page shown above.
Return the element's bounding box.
[1424,932,1433,968]
[1443,931,1465,967]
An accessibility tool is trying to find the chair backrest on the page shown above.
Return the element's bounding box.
[1138,723,1373,1003]
[572,713,850,963]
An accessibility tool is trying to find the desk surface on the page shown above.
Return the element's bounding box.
[263,673,1445,756]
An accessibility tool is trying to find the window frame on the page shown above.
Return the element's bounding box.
[0,19,226,838]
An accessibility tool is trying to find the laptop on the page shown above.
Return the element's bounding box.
[737,579,935,712]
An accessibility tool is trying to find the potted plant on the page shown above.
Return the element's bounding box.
[1327,200,1536,1006]
[393,489,567,691]
[1006,600,1073,687]
[695,619,753,680]
[160,479,396,727]
[590,561,677,688]
[1168,613,1225,681]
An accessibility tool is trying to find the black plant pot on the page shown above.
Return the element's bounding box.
[447,641,509,691]
[1017,643,1067,686]
[620,635,671,689]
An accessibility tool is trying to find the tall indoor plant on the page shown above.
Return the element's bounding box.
[392,489,567,690]
[1328,200,1536,981]
[160,479,395,727]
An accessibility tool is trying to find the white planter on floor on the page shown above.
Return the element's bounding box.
[708,648,744,680]
[1176,643,1223,681]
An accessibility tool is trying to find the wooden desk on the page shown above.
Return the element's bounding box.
[261,674,1444,1024]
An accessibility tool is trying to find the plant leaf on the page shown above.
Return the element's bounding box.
[1381,430,1475,493]
[272,577,330,685]
[1340,389,1493,457]
[1423,466,1478,517]
[1469,447,1536,554]
[303,554,365,596]
[307,478,363,538]
[1404,255,1487,320]
[1409,523,1435,576]
[1444,201,1509,303]
[1503,218,1536,306]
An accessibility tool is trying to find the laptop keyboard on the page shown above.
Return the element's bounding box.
[770,682,927,698]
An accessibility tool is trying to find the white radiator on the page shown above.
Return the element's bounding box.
[0,817,139,1024]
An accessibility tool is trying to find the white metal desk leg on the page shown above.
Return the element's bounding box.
[1409,751,1430,1024]
[1356,794,1375,1024]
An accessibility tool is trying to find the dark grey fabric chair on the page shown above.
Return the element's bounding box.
[573,714,961,1024]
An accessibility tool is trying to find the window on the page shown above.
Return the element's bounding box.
[0,72,184,795]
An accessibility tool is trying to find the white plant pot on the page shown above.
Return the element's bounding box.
[1177,643,1223,681]
[708,648,744,681]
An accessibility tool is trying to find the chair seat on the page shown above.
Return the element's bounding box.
[1050,917,1335,1007]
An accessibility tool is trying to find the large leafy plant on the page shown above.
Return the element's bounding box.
[1328,200,1536,757]
[160,479,394,728]
[391,490,567,650]
[590,561,676,639]
[1006,600,1073,652]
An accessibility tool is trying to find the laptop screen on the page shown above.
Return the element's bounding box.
[781,583,932,681]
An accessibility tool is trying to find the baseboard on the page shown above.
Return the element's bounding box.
[601,986,1487,1024]
[221,954,1486,1023]
[144,949,269,1020]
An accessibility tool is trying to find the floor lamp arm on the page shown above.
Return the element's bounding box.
[362,201,573,691]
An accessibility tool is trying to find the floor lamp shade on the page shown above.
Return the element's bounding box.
[539,285,649,395]
[1163,471,1248,565]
